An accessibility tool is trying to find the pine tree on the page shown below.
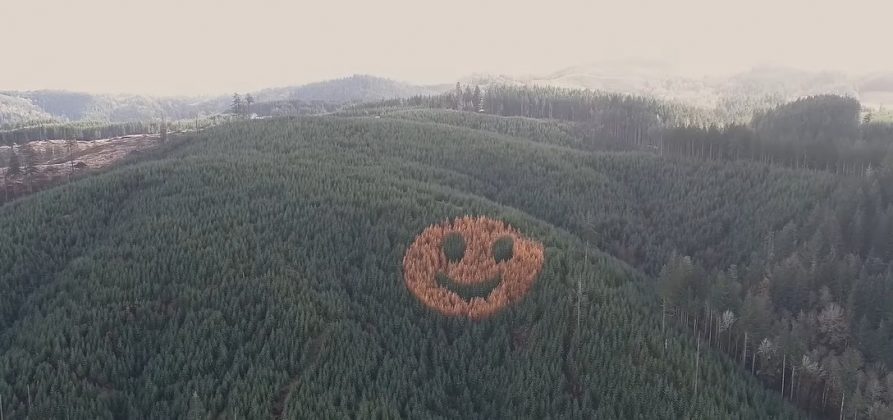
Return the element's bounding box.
[463,86,474,110]
[231,93,243,115]
[472,86,483,112]
[245,94,254,116]
[455,82,463,111]
[186,391,207,420]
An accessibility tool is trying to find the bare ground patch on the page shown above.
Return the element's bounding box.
[1,134,163,203]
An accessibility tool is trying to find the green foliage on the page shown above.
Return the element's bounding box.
[367,86,893,176]
[249,99,338,118]
[492,236,514,263]
[442,232,466,262]
[0,116,803,419]
[752,95,861,145]
[186,392,209,420]
[655,166,893,416]
[385,108,584,149]
[0,119,219,145]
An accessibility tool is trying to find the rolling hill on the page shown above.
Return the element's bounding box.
[252,74,449,104]
[0,114,806,418]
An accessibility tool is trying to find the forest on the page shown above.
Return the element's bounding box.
[1,83,892,418]
[376,89,893,418]
[0,115,814,419]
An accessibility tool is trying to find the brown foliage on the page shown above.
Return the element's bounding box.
[403,216,545,319]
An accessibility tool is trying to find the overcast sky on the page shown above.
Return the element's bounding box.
[1,0,891,96]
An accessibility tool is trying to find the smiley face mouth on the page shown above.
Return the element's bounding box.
[435,272,502,300]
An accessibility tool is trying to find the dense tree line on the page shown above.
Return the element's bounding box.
[348,85,708,151]
[752,95,861,146]
[0,118,226,146]
[383,109,585,149]
[661,95,893,175]
[475,85,707,151]
[358,87,893,176]
[246,99,339,118]
[656,160,893,418]
[0,117,802,418]
[0,121,158,145]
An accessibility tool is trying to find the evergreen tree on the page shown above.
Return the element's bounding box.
[160,120,168,143]
[472,85,483,112]
[245,93,254,116]
[231,93,243,115]
[455,82,463,111]
[463,86,474,110]
[186,391,208,420]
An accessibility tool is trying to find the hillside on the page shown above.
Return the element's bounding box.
[0,116,804,419]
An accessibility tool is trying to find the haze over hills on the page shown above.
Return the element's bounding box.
[3,64,893,128]
[472,61,893,110]
[0,75,451,127]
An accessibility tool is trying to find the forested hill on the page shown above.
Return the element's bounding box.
[0,115,806,418]
[0,90,220,127]
[252,75,449,104]
[381,109,893,418]
[362,85,893,176]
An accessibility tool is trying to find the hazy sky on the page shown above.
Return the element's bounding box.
[2,0,891,95]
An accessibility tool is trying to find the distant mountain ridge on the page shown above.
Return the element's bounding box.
[0,75,450,127]
[253,74,449,103]
[4,66,892,128]
[468,62,893,110]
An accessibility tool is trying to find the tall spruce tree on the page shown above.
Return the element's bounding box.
[231,93,243,115]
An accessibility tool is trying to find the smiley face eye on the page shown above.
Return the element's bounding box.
[492,236,514,263]
[442,232,466,263]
